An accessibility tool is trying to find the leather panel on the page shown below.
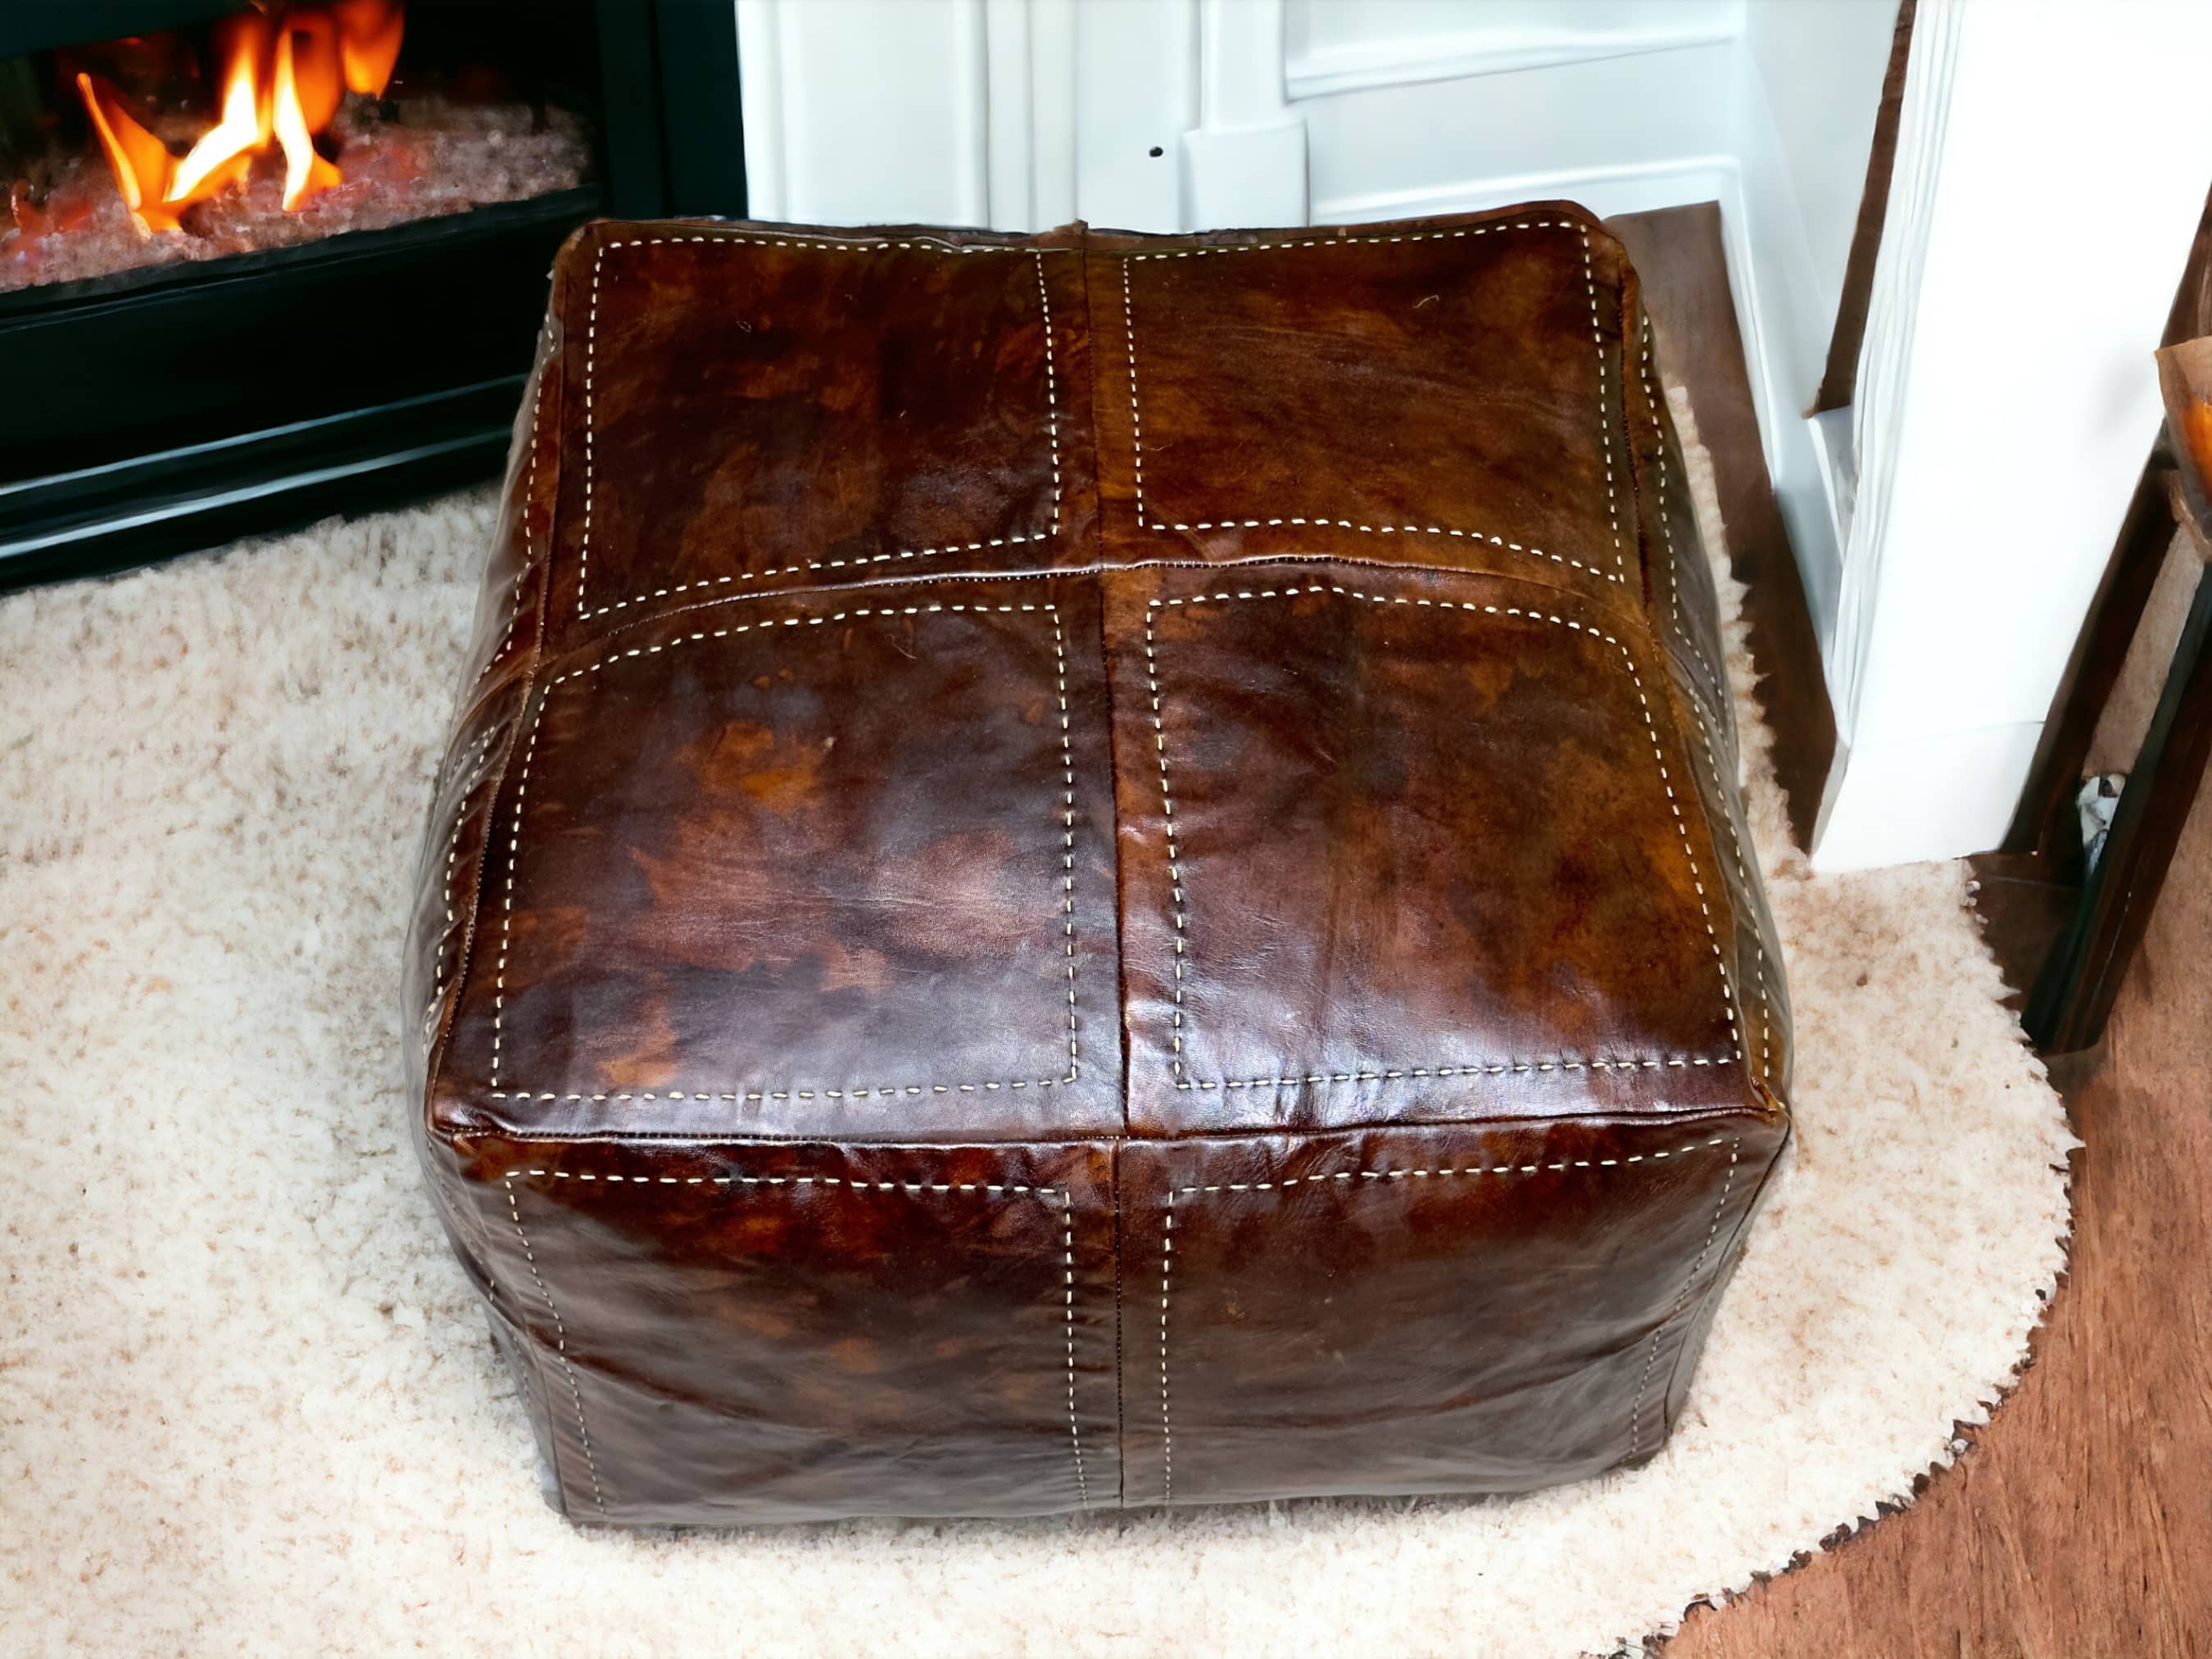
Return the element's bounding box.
[437,576,1125,1146]
[1084,211,1634,592]
[465,1137,1117,1524]
[1105,560,1745,1136]
[550,223,1097,631]
[1115,1115,1781,1507]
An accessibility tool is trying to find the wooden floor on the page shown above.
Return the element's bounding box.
[1611,205,2212,1659]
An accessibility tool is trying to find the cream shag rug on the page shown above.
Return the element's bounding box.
[0,397,2075,1657]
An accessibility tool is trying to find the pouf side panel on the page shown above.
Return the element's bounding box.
[451,327,564,709]
[1675,671,1794,1099]
[1117,1111,1785,1507]
[1103,560,1756,1137]
[449,1138,1120,1525]
[1647,1126,1783,1455]
[404,678,531,1092]
[1615,272,1788,1095]
[1620,278,1737,760]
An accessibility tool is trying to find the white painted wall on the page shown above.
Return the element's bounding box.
[1732,0,1898,643]
[734,0,1889,623]
[731,0,2212,871]
[1813,0,2212,868]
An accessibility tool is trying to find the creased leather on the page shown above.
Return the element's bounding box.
[404,205,1792,1526]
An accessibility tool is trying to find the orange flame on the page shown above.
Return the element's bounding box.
[165,13,272,207]
[274,25,342,209]
[74,2,404,235]
[75,72,185,237]
[333,1,405,97]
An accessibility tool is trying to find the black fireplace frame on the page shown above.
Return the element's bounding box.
[0,0,747,594]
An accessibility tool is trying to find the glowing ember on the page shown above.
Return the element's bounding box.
[75,3,405,237]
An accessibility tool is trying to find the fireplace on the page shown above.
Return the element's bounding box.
[0,2,746,591]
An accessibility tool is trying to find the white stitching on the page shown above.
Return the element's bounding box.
[510,1169,1088,1507]
[474,370,546,692]
[579,535,1060,620]
[1636,315,1766,1087]
[489,601,1081,1102]
[1582,229,1623,576]
[1629,1135,1741,1460]
[1122,256,1145,527]
[1160,1131,1731,1503]
[579,249,600,616]
[487,702,545,1090]
[1140,602,1189,1078]
[502,1176,607,1516]
[1122,222,1588,260]
[1188,1059,1727,1086]
[1053,606,1078,1072]
[1680,650,1773,1092]
[1060,1190,1088,1507]
[578,240,1063,622]
[1147,582,1741,1089]
[1170,1131,1729,1194]
[1121,220,1626,586]
[1035,250,1063,531]
[1160,1188,1175,1504]
[595,231,1081,256]
[424,729,500,1038]
[1639,315,1725,711]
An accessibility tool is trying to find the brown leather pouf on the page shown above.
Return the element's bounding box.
[405,206,1792,1526]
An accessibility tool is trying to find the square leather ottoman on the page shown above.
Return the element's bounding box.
[405,206,1791,1525]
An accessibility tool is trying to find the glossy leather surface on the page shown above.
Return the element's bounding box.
[405,206,1792,1526]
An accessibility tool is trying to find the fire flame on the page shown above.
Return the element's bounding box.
[75,3,405,238]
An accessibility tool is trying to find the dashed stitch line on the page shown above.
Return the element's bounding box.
[502,1176,606,1516]
[424,729,500,1038]
[1121,220,1625,586]
[489,601,1081,1102]
[1170,1132,1729,1194]
[1147,583,1741,1088]
[487,696,545,1089]
[599,230,1081,257]
[579,241,1063,622]
[579,247,600,616]
[1682,669,1772,1091]
[1635,314,1766,1089]
[1192,1058,1726,1088]
[1121,221,1596,261]
[474,369,546,692]
[1122,257,1145,526]
[1160,1189,1175,1504]
[1639,315,1725,713]
[1035,251,1064,532]
[1629,1136,1741,1459]
[1140,602,1189,1078]
[1582,229,1624,576]
[1059,1190,1088,1507]
[579,533,1057,621]
[1161,1132,1731,1502]
[510,1169,1088,1507]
